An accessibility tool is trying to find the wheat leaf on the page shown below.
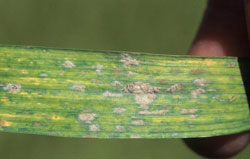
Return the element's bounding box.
[0,45,249,138]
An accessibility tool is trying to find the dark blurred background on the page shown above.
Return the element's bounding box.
[0,0,249,158]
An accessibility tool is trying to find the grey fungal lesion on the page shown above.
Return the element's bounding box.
[78,112,97,123]
[127,71,137,76]
[138,110,169,115]
[89,124,100,131]
[227,61,236,67]
[122,82,160,94]
[180,109,198,114]
[191,88,205,98]
[92,64,104,74]
[135,94,156,105]
[39,73,48,77]
[62,60,75,68]
[113,107,127,113]
[3,83,21,93]
[131,120,144,126]
[190,78,211,98]
[166,84,185,93]
[130,134,141,138]
[71,84,86,92]
[120,54,141,67]
[111,81,121,87]
[194,78,209,87]
[122,82,160,111]
[115,125,125,132]
[103,91,123,97]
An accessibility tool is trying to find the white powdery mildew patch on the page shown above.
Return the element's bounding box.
[180,109,198,114]
[115,125,125,132]
[79,112,97,123]
[3,83,21,93]
[63,60,75,68]
[167,84,185,93]
[89,124,100,132]
[194,78,209,87]
[120,54,141,67]
[103,91,123,97]
[135,94,156,105]
[138,110,169,115]
[113,107,127,113]
[191,88,205,98]
[71,84,86,92]
[131,120,144,126]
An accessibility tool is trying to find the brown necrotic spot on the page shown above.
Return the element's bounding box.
[63,60,75,68]
[113,67,122,75]
[170,69,180,74]
[194,78,209,87]
[120,54,141,67]
[191,70,203,74]
[0,120,6,126]
[138,109,169,115]
[83,135,96,138]
[166,84,185,93]
[229,96,236,102]
[79,112,97,122]
[91,79,101,83]
[3,83,21,93]
[0,120,11,127]
[191,88,205,98]
[122,82,159,94]
[159,80,169,84]
[71,84,85,92]
[113,107,127,113]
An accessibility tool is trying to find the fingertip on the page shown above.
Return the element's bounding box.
[189,0,250,57]
[183,131,250,158]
